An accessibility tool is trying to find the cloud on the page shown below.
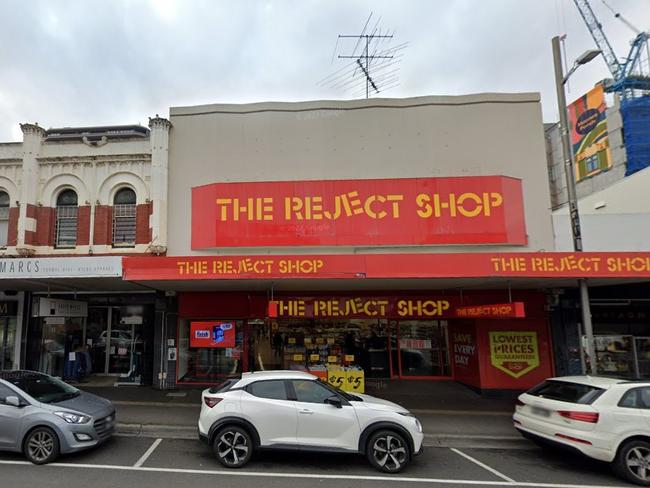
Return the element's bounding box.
[0,0,648,141]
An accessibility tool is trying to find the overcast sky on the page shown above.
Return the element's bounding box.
[1,0,648,141]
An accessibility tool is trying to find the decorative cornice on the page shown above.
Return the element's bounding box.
[148,115,171,130]
[20,123,46,137]
[37,154,152,165]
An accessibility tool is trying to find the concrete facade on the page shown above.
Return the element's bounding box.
[0,119,170,256]
[167,93,554,256]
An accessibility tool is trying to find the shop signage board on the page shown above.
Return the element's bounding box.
[0,301,18,316]
[456,302,525,319]
[191,176,527,248]
[36,298,88,318]
[124,252,650,281]
[0,256,122,279]
[489,331,540,379]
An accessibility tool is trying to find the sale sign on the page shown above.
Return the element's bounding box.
[191,176,527,248]
[190,321,236,348]
[489,331,539,379]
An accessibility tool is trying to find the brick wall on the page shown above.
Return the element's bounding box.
[93,205,113,246]
[7,207,18,246]
[77,205,91,246]
[24,204,37,245]
[135,202,152,244]
[34,207,54,246]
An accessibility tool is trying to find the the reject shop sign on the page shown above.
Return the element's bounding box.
[123,252,650,280]
[191,176,527,248]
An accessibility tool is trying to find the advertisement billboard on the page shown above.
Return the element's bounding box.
[190,321,236,348]
[568,85,613,182]
[191,176,527,248]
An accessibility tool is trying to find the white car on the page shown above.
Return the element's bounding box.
[513,376,650,485]
[198,370,424,472]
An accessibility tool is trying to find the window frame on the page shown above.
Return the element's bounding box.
[0,190,9,247]
[245,379,291,401]
[112,187,137,248]
[618,387,650,410]
[54,189,79,249]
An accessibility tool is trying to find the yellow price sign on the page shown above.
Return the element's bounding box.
[288,337,296,344]
[327,338,335,345]
[309,354,320,362]
[315,338,325,345]
[292,354,303,361]
[328,372,345,389]
[344,369,365,393]
[344,355,355,362]
[327,356,338,363]
[304,338,312,344]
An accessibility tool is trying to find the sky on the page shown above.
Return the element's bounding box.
[0,0,649,141]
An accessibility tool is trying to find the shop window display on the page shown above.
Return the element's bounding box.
[177,319,243,383]
[398,320,451,377]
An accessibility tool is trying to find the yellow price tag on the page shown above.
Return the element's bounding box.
[327,356,338,363]
[316,338,325,345]
[328,372,345,388]
[310,354,320,362]
[345,369,365,393]
[288,337,296,344]
[327,338,335,345]
[345,355,355,362]
[293,354,303,361]
[304,338,312,344]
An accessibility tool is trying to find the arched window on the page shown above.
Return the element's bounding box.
[0,191,9,247]
[112,187,136,247]
[55,189,78,248]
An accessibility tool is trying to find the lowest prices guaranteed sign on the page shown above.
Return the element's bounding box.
[191,176,527,248]
[489,331,539,379]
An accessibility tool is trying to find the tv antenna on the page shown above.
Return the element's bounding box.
[318,13,408,99]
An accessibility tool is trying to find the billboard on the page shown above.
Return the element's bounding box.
[192,176,527,248]
[190,321,236,348]
[568,85,613,182]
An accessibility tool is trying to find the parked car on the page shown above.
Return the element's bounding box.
[0,370,115,464]
[513,375,650,486]
[198,370,423,473]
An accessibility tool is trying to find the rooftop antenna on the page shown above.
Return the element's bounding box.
[318,13,408,99]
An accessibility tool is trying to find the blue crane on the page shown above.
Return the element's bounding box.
[573,0,650,101]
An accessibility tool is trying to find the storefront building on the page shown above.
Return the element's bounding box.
[119,93,574,394]
[0,118,171,384]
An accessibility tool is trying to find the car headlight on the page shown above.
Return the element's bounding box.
[397,411,423,433]
[53,411,91,424]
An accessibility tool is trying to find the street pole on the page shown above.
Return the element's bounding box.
[551,36,597,374]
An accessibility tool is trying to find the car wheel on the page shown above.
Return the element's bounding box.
[24,427,60,465]
[366,430,410,473]
[213,425,253,468]
[614,439,650,486]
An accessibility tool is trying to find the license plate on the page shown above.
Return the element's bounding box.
[531,406,551,417]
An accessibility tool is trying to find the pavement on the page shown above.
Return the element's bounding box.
[78,380,525,447]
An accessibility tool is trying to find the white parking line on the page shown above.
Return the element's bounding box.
[0,459,632,488]
[450,448,516,484]
[133,438,162,468]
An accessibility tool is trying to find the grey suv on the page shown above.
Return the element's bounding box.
[0,370,115,464]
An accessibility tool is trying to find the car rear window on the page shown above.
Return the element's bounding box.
[526,380,605,405]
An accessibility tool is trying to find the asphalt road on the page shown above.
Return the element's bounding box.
[0,435,637,488]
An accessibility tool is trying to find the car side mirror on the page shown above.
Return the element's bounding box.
[325,395,343,408]
[5,396,21,408]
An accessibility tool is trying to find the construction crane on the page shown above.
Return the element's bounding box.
[573,0,650,101]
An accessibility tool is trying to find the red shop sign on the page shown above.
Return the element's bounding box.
[456,302,525,319]
[191,176,527,248]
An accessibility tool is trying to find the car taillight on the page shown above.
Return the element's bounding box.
[558,410,599,423]
[204,397,223,408]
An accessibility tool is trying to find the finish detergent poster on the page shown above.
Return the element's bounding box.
[190,321,236,348]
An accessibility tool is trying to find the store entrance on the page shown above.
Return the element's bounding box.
[0,317,16,369]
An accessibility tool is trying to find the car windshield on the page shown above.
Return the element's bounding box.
[317,378,363,402]
[526,380,604,405]
[0,371,80,404]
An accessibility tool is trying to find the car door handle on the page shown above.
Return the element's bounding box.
[299,409,314,415]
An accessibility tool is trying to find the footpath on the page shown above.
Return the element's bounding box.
[81,380,528,449]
